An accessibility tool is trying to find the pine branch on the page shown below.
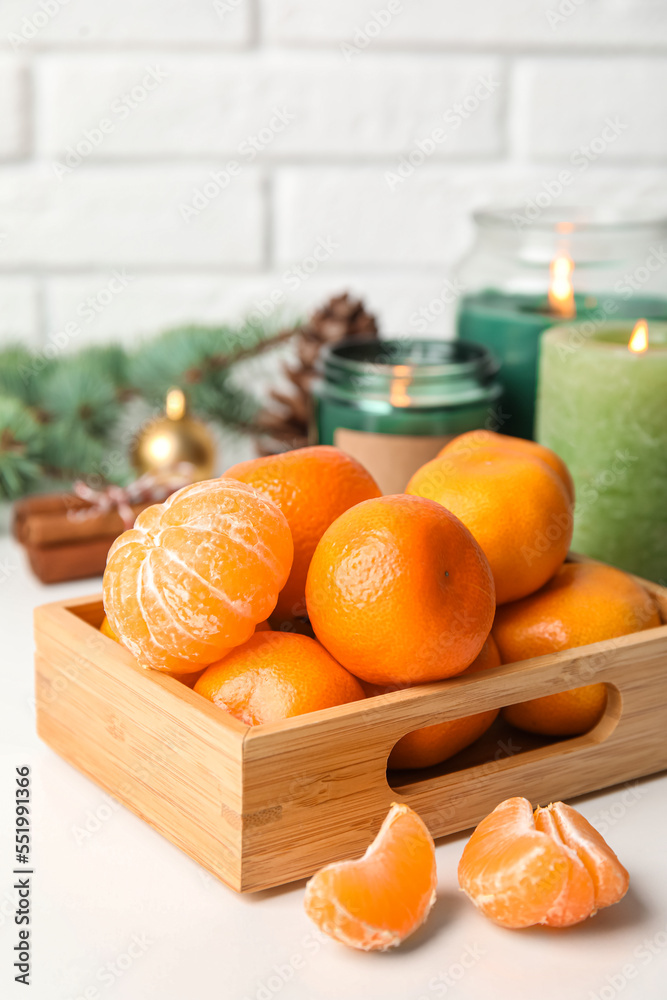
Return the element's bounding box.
[0,398,43,500]
[130,321,299,431]
[205,325,299,371]
[0,306,315,498]
[35,356,122,438]
[0,345,40,406]
[78,344,129,388]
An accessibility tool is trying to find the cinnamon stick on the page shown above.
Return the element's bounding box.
[22,538,113,584]
[19,502,150,547]
[13,493,88,542]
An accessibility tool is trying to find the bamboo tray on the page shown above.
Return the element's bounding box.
[34,558,667,893]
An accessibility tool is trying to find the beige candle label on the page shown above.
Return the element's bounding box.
[334,428,454,495]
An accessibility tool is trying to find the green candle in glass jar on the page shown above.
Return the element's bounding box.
[536,319,667,583]
[455,208,667,441]
[311,339,502,494]
[458,289,597,440]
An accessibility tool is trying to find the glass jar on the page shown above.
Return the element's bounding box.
[455,207,667,439]
[311,338,502,494]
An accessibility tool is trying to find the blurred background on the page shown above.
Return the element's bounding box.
[3,0,667,587]
[1,0,667,347]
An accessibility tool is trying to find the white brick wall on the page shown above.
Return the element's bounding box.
[37,54,505,159]
[0,166,264,266]
[262,0,667,49]
[43,272,456,345]
[0,278,39,342]
[0,0,250,47]
[0,0,666,348]
[0,57,28,158]
[513,58,667,161]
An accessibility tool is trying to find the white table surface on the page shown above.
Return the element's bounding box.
[1,533,666,1000]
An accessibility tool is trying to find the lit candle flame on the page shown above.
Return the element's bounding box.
[628,319,648,353]
[548,256,575,318]
[389,365,412,408]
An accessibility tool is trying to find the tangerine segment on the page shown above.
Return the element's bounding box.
[458,797,568,929]
[306,494,495,686]
[458,797,629,929]
[535,802,629,913]
[194,631,365,725]
[304,803,437,951]
[103,478,293,674]
[225,446,381,625]
[100,615,118,642]
[531,806,595,927]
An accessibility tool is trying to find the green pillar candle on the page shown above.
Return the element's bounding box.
[536,320,667,582]
[458,291,667,441]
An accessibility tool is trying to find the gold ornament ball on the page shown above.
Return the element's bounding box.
[131,388,216,481]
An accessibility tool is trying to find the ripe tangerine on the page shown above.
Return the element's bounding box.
[225,446,380,626]
[305,494,495,686]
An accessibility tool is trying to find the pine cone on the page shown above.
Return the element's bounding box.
[255,293,379,454]
[306,292,378,344]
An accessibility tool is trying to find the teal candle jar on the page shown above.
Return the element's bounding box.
[312,338,502,494]
[456,208,667,440]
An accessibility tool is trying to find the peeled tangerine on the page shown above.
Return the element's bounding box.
[458,797,629,929]
[305,803,437,951]
[103,478,293,674]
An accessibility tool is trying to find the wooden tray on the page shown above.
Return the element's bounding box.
[34,559,667,893]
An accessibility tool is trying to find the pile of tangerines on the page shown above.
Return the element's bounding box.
[102,431,658,950]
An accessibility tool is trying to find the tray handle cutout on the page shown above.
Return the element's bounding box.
[387,683,622,798]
